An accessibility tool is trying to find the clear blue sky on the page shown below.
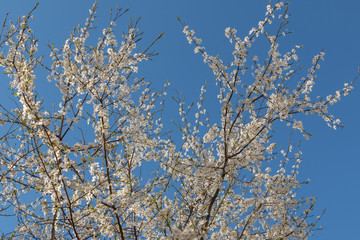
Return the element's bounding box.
[0,1,359,239]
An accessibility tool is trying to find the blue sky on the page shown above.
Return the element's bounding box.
[0,0,359,239]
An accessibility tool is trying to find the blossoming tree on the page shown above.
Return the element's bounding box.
[0,1,357,239]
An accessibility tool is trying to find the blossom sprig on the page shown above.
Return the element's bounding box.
[0,3,172,239]
[172,0,357,238]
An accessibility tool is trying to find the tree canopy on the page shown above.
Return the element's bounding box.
[0,1,357,239]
